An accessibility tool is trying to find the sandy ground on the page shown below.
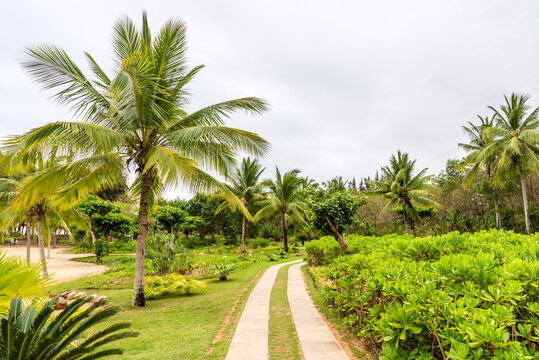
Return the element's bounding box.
[1,246,106,283]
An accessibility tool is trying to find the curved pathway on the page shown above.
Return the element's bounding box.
[225,260,302,360]
[288,262,349,360]
[225,260,349,360]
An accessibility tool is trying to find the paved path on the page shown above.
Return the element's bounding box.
[225,260,302,360]
[288,262,349,360]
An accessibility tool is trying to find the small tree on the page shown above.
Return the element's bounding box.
[155,205,187,237]
[310,191,365,252]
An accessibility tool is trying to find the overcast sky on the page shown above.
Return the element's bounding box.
[2,1,539,198]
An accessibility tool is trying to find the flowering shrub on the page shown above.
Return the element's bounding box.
[146,233,179,274]
[311,230,539,359]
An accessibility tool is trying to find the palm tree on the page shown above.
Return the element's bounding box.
[0,297,138,359]
[254,168,310,252]
[479,93,539,235]
[217,158,265,253]
[0,152,90,277]
[368,151,439,235]
[11,12,268,307]
[459,115,502,229]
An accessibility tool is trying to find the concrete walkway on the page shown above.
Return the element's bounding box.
[288,262,349,360]
[225,260,302,360]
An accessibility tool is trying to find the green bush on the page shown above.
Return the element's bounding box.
[108,240,136,253]
[315,230,539,358]
[250,237,269,249]
[144,273,206,299]
[94,238,109,264]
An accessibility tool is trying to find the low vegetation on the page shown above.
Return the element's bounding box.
[306,231,539,359]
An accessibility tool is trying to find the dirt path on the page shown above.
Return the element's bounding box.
[1,246,106,283]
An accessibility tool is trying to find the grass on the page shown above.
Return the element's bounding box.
[269,264,303,360]
[53,254,301,359]
[302,266,375,360]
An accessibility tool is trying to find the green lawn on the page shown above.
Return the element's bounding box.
[54,254,300,360]
[269,264,302,360]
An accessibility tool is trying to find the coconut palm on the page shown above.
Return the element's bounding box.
[254,168,310,252]
[0,296,138,359]
[10,12,268,307]
[0,152,91,277]
[217,157,265,253]
[368,151,439,234]
[478,93,539,235]
[459,115,502,229]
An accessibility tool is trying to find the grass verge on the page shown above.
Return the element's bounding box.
[269,264,303,360]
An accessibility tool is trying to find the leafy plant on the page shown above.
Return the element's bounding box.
[94,238,109,264]
[212,263,236,281]
[0,296,138,359]
[145,274,206,299]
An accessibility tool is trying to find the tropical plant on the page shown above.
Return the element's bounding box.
[12,12,269,306]
[144,273,205,299]
[154,205,187,236]
[212,262,236,281]
[0,151,95,276]
[254,168,310,252]
[478,93,539,235]
[310,190,365,251]
[0,296,138,359]
[368,151,439,235]
[0,252,50,313]
[460,115,502,229]
[217,157,265,253]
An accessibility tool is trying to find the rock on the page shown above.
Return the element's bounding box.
[91,295,107,303]
[66,291,77,300]
[60,290,71,297]
[55,297,68,310]
[72,292,87,299]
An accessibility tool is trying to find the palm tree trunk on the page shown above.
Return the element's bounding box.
[26,213,32,265]
[487,162,502,230]
[132,172,151,308]
[402,200,410,234]
[517,157,532,235]
[47,228,52,259]
[36,210,48,277]
[281,213,288,253]
[240,214,246,253]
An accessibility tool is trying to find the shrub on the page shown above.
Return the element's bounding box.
[315,230,539,358]
[212,263,236,281]
[94,238,109,264]
[250,237,269,249]
[145,274,206,299]
[146,233,178,274]
[108,240,136,253]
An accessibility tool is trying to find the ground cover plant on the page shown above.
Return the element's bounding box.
[306,230,539,359]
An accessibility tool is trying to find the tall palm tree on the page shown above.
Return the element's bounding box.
[11,12,268,307]
[217,158,265,253]
[254,168,309,252]
[368,151,439,234]
[459,115,502,229]
[478,93,539,235]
